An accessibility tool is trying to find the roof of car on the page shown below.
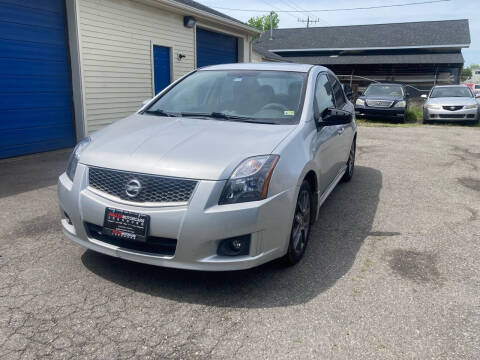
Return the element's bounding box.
[199,62,316,73]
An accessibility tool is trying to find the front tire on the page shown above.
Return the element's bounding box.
[342,139,356,182]
[282,181,313,266]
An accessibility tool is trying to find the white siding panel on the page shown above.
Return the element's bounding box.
[78,0,195,132]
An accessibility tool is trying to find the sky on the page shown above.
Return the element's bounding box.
[197,0,480,66]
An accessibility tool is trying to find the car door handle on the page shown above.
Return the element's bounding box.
[337,127,345,135]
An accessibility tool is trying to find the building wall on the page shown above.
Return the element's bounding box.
[251,50,263,62]
[76,0,252,133]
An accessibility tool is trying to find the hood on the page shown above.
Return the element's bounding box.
[425,97,477,106]
[80,114,295,180]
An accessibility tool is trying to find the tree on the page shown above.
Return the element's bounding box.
[461,64,480,81]
[247,11,279,31]
[462,67,472,82]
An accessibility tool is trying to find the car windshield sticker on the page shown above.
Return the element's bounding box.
[284,110,295,116]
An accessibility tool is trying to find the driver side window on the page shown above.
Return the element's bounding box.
[315,73,335,115]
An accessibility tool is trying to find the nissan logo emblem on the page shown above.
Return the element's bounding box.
[125,179,142,198]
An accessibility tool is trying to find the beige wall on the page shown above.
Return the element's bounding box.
[251,50,263,63]
[76,0,253,133]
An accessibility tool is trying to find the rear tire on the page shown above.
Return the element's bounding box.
[282,181,313,266]
[342,139,356,182]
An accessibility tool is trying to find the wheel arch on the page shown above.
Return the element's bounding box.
[303,170,319,223]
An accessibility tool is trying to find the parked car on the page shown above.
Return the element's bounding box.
[474,84,480,97]
[355,83,409,122]
[58,63,357,271]
[422,85,479,123]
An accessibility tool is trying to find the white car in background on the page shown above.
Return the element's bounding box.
[422,85,479,123]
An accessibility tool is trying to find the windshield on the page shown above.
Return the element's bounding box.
[145,70,307,124]
[364,85,403,97]
[430,87,473,98]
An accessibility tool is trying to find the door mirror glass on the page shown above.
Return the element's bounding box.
[318,108,352,126]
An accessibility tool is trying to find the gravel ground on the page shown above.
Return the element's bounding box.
[0,125,479,359]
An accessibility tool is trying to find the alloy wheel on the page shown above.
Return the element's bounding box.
[291,189,311,256]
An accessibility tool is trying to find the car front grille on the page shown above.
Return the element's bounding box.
[442,105,463,111]
[85,222,177,256]
[365,100,394,108]
[438,114,467,119]
[88,167,197,204]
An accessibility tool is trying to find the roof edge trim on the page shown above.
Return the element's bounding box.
[270,44,471,52]
[136,0,261,35]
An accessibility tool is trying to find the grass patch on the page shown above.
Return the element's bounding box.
[407,106,423,122]
[356,119,420,128]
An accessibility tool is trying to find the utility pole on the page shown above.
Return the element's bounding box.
[297,16,320,28]
[269,11,273,40]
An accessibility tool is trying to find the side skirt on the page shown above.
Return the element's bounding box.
[314,165,346,221]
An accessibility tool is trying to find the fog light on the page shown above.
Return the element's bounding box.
[231,239,243,251]
[217,235,251,256]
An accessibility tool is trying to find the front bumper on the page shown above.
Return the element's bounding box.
[355,105,405,118]
[423,107,479,121]
[58,164,296,271]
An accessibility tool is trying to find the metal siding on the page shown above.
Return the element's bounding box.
[196,28,238,68]
[153,45,171,94]
[0,0,74,159]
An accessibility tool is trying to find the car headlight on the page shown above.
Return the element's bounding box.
[355,98,365,106]
[66,137,91,181]
[425,104,441,110]
[219,155,280,205]
[394,101,406,108]
[464,104,478,109]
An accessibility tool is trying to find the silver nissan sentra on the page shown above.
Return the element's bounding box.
[58,63,357,271]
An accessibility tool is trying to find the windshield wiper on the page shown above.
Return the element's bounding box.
[143,109,179,117]
[180,112,276,124]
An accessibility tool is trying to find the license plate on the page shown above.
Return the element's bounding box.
[103,207,150,242]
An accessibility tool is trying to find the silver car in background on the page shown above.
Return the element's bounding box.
[58,63,356,271]
[423,85,479,123]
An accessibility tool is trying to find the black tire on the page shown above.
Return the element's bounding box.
[282,181,313,266]
[342,139,356,182]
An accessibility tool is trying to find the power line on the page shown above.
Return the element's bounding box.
[258,0,298,20]
[279,0,330,25]
[211,0,450,13]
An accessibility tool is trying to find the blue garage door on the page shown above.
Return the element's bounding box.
[153,45,171,94]
[0,0,75,159]
[196,28,238,68]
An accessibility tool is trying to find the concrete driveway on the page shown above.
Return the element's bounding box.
[1,125,479,359]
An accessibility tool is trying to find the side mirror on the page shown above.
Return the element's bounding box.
[317,108,352,126]
[421,94,427,99]
[142,98,152,107]
[357,91,363,96]
[475,93,480,98]
[345,90,353,100]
